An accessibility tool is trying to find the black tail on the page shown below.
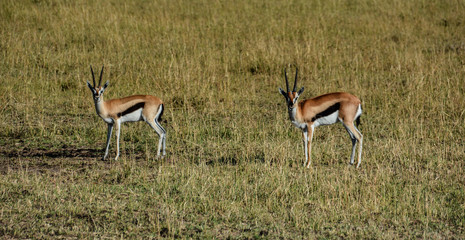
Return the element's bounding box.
[158,104,164,122]
[355,104,363,127]
[355,115,361,127]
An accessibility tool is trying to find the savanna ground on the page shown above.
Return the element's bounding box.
[1,0,464,238]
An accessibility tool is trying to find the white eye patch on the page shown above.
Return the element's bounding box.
[293,95,300,104]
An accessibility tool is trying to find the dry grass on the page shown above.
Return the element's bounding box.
[0,0,464,238]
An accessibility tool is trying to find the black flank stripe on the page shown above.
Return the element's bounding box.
[311,103,340,122]
[118,102,145,117]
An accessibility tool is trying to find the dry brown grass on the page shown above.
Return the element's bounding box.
[0,0,464,238]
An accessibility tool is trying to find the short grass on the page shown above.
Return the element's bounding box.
[1,0,464,238]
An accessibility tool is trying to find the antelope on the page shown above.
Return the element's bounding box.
[86,65,166,160]
[278,67,363,168]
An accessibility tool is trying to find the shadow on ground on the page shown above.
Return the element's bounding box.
[0,147,101,159]
[0,146,105,174]
[0,145,171,174]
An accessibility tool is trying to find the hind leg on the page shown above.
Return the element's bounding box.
[353,124,363,168]
[343,121,362,168]
[144,104,167,157]
[154,118,166,156]
[146,119,166,157]
[350,138,357,165]
[154,105,166,156]
[342,123,357,165]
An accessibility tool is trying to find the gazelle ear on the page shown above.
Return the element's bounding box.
[292,87,304,104]
[87,81,94,91]
[99,81,109,94]
[279,88,287,96]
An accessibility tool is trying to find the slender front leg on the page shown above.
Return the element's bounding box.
[115,120,121,161]
[302,129,308,167]
[305,124,314,168]
[103,123,113,160]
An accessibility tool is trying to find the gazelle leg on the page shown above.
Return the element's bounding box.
[154,119,166,156]
[152,105,166,157]
[146,120,166,157]
[305,124,314,168]
[342,122,357,165]
[354,125,363,168]
[115,120,121,161]
[162,135,166,156]
[103,123,113,160]
[344,121,362,168]
[302,130,308,167]
[350,138,357,165]
[155,120,166,157]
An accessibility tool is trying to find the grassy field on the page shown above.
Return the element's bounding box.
[1,0,464,238]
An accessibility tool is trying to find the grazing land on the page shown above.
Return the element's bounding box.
[1,0,464,238]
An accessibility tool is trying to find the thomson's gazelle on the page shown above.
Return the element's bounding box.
[87,66,166,160]
[279,67,363,168]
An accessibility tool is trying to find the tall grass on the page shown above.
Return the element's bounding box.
[0,0,464,238]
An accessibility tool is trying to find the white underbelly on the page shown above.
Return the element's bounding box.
[292,120,307,129]
[314,110,339,127]
[102,117,113,124]
[121,108,143,123]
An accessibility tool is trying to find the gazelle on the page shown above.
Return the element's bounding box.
[279,67,363,168]
[86,65,166,160]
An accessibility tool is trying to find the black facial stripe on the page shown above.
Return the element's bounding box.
[311,103,340,122]
[287,98,293,106]
[118,102,145,117]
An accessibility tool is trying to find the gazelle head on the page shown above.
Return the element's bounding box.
[279,66,304,110]
[87,65,109,103]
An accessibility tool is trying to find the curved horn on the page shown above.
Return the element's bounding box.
[90,65,96,87]
[284,68,289,92]
[293,67,298,92]
[98,65,104,86]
